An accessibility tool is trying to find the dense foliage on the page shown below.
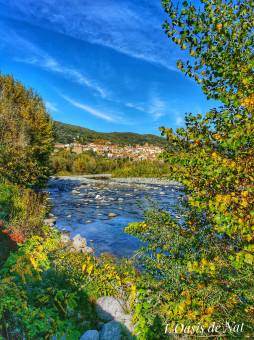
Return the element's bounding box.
[1,0,253,338]
[0,73,54,187]
[54,121,167,147]
[52,150,120,175]
[125,0,254,338]
[111,162,170,178]
[0,181,47,255]
[52,149,170,178]
[0,226,136,339]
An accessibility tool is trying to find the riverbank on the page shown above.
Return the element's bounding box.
[47,174,181,190]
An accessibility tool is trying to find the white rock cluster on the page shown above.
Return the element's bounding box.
[79,296,135,340]
[70,234,93,254]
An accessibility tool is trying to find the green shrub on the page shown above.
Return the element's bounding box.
[126,202,254,339]
[0,227,137,339]
[0,181,47,238]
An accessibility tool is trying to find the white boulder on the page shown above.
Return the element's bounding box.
[96,296,125,322]
[73,234,87,248]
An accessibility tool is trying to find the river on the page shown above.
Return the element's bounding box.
[46,175,182,258]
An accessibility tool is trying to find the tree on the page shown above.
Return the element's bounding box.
[125,1,254,338]
[0,72,54,187]
[162,0,254,106]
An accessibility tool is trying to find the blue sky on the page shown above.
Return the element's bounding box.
[0,0,217,135]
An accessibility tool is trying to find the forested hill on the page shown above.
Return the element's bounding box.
[53,121,168,147]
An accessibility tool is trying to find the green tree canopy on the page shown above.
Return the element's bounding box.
[125,1,254,338]
[162,0,254,107]
[0,72,54,187]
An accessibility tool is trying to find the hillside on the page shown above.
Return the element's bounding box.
[53,121,168,147]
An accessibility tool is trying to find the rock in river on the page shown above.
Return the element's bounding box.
[108,213,117,218]
[43,218,56,227]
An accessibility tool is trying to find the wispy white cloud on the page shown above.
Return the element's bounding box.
[17,54,107,98]
[0,0,183,71]
[147,96,166,121]
[125,103,146,113]
[61,95,117,122]
[45,101,58,112]
[126,95,166,122]
[0,28,107,98]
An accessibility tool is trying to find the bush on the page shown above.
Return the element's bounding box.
[0,182,47,239]
[126,201,254,338]
[0,227,137,339]
[112,161,170,178]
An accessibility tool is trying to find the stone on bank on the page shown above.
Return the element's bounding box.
[80,330,99,340]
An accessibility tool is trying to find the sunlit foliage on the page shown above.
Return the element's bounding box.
[125,0,254,338]
[0,72,54,187]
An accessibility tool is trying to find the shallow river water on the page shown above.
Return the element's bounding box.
[46,176,182,258]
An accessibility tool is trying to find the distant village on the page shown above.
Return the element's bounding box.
[54,139,164,162]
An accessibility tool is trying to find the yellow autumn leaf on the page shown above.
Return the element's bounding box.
[216,23,222,31]
[240,200,248,208]
[30,257,37,268]
[201,258,207,265]
[167,310,173,317]
[116,275,121,285]
[87,264,94,276]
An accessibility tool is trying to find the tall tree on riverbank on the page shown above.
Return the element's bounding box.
[126,0,254,338]
[0,72,54,187]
